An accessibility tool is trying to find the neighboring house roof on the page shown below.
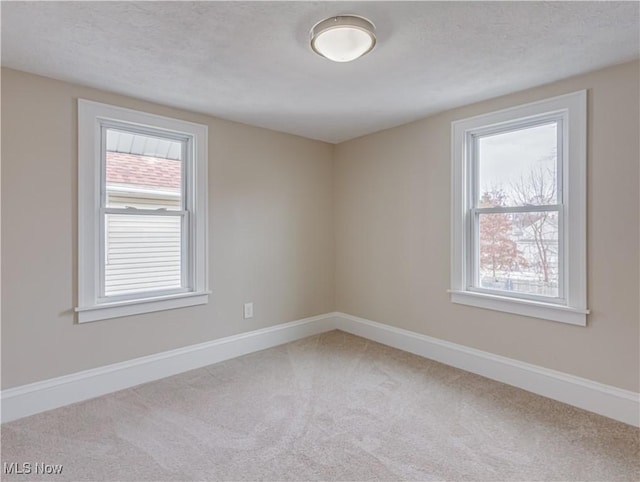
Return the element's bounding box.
[106,151,181,191]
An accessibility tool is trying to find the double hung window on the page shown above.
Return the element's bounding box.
[77,100,208,322]
[450,91,588,325]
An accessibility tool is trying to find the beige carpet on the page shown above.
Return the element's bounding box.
[1,330,638,481]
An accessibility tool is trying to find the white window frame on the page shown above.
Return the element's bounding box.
[76,99,209,323]
[450,91,588,326]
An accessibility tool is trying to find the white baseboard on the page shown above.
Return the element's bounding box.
[333,312,640,427]
[1,313,337,423]
[3,311,638,427]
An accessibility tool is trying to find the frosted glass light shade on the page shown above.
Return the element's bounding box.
[311,16,376,62]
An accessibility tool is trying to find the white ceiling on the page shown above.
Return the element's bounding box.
[2,2,639,144]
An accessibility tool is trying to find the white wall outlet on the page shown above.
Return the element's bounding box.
[243,302,254,319]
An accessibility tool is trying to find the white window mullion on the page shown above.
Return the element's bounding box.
[471,209,480,289]
[474,204,561,215]
[102,207,188,216]
[557,206,566,301]
[99,208,106,298]
[556,116,567,302]
[466,132,477,291]
[181,212,190,290]
[181,136,192,291]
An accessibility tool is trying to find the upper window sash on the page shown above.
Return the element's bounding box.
[100,123,190,211]
[472,204,560,214]
[468,116,564,212]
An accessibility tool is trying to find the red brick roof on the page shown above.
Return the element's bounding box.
[106,151,181,190]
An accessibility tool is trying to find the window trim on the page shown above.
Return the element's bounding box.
[450,91,588,326]
[77,99,209,323]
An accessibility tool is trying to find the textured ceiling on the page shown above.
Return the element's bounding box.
[2,1,639,143]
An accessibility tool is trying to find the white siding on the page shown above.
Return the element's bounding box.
[105,193,182,296]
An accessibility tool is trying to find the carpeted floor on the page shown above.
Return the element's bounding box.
[1,330,638,481]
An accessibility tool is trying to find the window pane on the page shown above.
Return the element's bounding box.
[105,129,182,210]
[478,211,559,298]
[104,214,182,296]
[477,123,557,208]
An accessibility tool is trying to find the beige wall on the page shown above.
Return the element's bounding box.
[335,60,640,392]
[3,61,639,393]
[1,68,335,388]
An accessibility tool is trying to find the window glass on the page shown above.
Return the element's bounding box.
[473,121,561,300]
[102,128,184,297]
[104,214,182,296]
[102,128,186,298]
[478,212,559,298]
[477,122,557,208]
[105,129,182,210]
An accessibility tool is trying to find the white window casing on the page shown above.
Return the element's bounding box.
[450,91,588,325]
[77,99,209,323]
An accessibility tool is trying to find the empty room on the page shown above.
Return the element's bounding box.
[1,1,639,481]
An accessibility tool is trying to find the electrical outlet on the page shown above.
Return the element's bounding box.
[243,302,254,319]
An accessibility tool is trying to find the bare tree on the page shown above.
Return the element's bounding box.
[510,166,558,284]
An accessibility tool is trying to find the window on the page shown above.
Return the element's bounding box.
[450,91,588,325]
[77,100,208,322]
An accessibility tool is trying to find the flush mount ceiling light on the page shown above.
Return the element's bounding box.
[310,15,376,62]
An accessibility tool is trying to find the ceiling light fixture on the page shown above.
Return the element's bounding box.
[310,15,376,62]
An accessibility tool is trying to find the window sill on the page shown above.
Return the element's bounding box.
[76,291,211,323]
[448,290,588,326]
